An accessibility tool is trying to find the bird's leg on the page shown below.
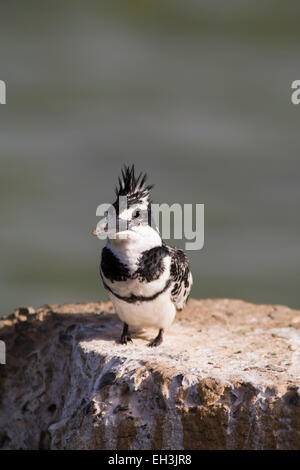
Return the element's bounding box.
[148,328,164,347]
[120,322,132,345]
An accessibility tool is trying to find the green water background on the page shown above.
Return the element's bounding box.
[0,1,300,316]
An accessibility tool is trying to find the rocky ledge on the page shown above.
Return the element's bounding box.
[0,298,300,450]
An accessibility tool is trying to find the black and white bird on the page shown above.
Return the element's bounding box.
[93,165,192,347]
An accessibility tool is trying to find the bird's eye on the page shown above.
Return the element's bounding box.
[133,210,140,219]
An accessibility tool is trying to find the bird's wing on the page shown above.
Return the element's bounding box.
[167,245,193,311]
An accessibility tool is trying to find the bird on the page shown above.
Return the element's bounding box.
[93,165,192,347]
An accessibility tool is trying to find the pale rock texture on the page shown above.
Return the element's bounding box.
[0,298,300,449]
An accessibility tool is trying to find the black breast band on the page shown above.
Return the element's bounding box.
[100,272,172,304]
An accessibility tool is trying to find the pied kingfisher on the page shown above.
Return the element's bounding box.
[93,165,192,347]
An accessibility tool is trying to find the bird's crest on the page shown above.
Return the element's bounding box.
[115,165,153,204]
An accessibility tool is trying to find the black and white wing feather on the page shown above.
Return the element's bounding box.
[168,245,193,311]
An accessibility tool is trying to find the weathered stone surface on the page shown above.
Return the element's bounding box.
[0,298,300,449]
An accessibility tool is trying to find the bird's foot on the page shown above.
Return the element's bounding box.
[148,328,163,347]
[120,334,133,345]
[148,337,162,347]
[119,323,132,345]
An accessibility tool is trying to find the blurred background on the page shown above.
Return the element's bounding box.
[0,0,299,316]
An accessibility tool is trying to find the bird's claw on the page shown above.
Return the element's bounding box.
[148,337,162,347]
[120,335,133,345]
[148,328,163,347]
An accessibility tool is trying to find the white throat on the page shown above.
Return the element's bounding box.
[107,225,162,271]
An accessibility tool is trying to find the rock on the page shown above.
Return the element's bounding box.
[0,298,299,450]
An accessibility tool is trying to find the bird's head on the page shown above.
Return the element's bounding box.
[93,165,160,246]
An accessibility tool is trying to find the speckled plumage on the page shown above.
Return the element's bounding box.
[97,165,193,346]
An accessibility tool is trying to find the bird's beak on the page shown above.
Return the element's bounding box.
[93,213,132,239]
[92,218,108,238]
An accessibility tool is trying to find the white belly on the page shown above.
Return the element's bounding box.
[109,289,176,330]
